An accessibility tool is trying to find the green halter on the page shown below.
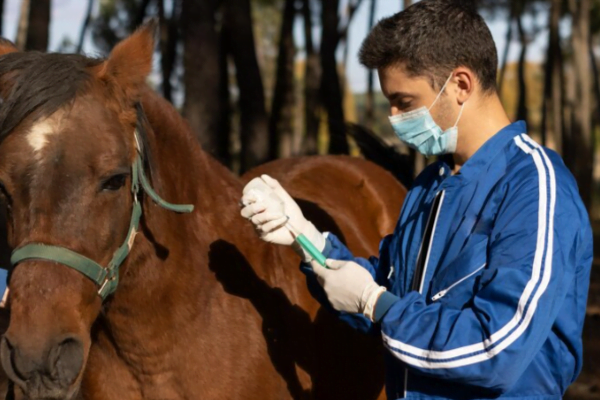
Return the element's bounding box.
[9,129,194,300]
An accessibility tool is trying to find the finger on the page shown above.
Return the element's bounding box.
[259,230,275,242]
[243,177,269,195]
[309,259,323,270]
[251,211,285,226]
[325,259,345,270]
[240,192,259,207]
[260,174,280,190]
[259,216,289,233]
[311,262,331,279]
[261,175,294,203]
[316,274,325,287]
[246,189,264,203]
[240,202,267,219]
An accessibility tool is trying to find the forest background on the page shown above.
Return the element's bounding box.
[2,0,599,398]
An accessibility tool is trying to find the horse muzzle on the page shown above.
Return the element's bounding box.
[1,333,84,399]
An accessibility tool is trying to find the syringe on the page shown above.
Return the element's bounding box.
[283,217,327,267]
[243,182,328,268]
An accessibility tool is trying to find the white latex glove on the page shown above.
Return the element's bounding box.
[240,174,326,262]
[311,259,387,321]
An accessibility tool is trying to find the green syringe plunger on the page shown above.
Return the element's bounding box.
[295,233,328,267]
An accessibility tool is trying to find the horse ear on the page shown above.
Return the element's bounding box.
[0,38,18,56]
[97,18,158,90]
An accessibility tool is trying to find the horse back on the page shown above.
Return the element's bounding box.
[242,155,406,400]
[243,155,406,257]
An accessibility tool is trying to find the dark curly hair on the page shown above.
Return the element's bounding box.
[359,0,498,93]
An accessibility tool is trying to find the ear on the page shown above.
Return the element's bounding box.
[453,67,474,104]
[0,38,18,56]
[97,18,158,90]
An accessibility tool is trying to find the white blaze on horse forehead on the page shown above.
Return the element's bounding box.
[26,114,63,153]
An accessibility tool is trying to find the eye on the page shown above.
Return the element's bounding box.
[397,100,413,111]
[0,182,12,217]
[0,182,11,203]
[101,174,128,192]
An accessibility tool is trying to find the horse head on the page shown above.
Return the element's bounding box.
[0,21,180,399]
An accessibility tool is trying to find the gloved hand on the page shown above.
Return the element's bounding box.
[240,174,326,262]
[311,259,387,321]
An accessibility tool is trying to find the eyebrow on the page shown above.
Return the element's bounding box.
[387,92,415,102]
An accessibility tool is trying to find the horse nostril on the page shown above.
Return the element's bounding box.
[0,335,28,384]
[48,335,84,387]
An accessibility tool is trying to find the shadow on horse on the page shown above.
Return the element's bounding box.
[0,21,406,400]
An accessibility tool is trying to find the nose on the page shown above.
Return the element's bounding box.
[1,334,84,398]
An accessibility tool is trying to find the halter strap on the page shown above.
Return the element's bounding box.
[11,245,108,284]
[10,128,194,300]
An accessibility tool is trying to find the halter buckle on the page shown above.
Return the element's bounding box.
[98,277,110,296]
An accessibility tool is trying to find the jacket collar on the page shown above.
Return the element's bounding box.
[446,121,527,182]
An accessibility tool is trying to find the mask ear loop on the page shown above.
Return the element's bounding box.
[453,101,466,127]
[428,73,454,111]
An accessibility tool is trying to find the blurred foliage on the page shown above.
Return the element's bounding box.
[92,0,149,54]
[251,0,283,109]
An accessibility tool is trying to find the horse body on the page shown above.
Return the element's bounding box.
[0,23,406,400]
[81,88,288,400]
[84,86,406,400]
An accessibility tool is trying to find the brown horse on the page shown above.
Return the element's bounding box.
[0,22,406,400]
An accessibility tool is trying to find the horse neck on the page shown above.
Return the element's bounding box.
[104,88,243,318]
[139,87,243,234]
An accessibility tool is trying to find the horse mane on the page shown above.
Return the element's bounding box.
[0,49,240,224]
[0,51,164,182]
[136,85,244,214]
[0,52,103,141]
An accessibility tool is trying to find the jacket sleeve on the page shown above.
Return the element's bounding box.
[375,161,588,394]
[299,232,394,335]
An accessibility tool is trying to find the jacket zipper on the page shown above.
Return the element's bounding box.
[417,191,445,293]
[411,191,445,292]
[403,190,445,398]
[431,263,487,302]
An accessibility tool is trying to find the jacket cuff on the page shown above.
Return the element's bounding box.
[321,233,333,258]
[374,291,400,322]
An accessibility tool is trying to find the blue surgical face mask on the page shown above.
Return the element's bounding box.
[388,74,466,157]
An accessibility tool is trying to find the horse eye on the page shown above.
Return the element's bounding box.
[101,174,128,192]
[0,182,11,203]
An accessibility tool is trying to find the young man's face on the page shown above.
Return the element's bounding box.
[379,64,457,132]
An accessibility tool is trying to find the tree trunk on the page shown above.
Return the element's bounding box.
[402,0,423,178]
[181,0,229,165]
[515,11,528,125]
[218,23,231,168]
[590,40,600,134]
[365,0,377,129]
[566,0,592,209]
[541,0,563,151]
[158,0,180,103]
[590,43,600,199]
[77,0,94,53]
[132,0,152,30]
[223,0,270,172]
[19,0,50,52]
[498,13,513,94]
[268,0,296,159]
[15,0,29,51]
[301,0,321,155]
[321,0,349,154]
[25,0,50,51]
[0,0,5,36]
[337,0,363,67]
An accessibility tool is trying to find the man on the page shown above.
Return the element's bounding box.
[240,1,593,399]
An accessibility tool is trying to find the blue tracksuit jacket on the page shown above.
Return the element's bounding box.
[301,121,593,399]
